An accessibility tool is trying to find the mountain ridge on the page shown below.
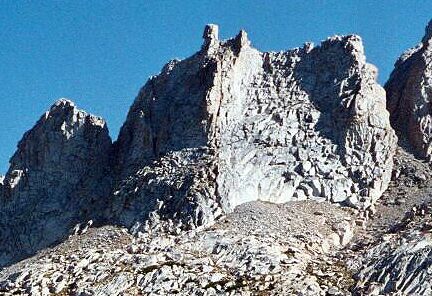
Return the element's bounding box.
[1,21,432,296]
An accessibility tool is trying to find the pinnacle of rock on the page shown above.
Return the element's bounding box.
[234,29,250,48]
[202,24,219,50]
[203,24,219,41]
[0,99,113,267]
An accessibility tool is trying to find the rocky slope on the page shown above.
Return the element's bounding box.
[353,202,432,295]
[345,146,432,295]
[111,24,396,232]
[1,148,430,296]
[0,201,356,296]
[386,20,432,160]
[0,99,113,267]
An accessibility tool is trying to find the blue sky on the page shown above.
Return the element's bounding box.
[0,1,431,174]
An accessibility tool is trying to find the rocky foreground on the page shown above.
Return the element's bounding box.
[1,20,432,295]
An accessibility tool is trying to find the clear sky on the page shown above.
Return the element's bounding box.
[0,1,431,174]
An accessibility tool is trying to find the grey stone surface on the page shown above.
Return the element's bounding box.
[0,99,113,267]
[112,25,396,231]
[0,201,356,296]
[352,203,432,295]
[386,19,432,160]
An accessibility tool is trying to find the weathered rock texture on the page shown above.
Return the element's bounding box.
[353,202,432,295]
[0,201,356,296]
[0,99,113,267]
[112,25,396,230]
[386,20,432,160]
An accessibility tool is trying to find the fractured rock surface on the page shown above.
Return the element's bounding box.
[386,20,432,160]
[352,202,432,295]
[0,201,356,296]
[0,99,113,267]
[1,21,432,295]
[343,144,432,296]
[112,25,396,230]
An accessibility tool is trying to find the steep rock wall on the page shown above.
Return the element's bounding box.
[112,25,396,231]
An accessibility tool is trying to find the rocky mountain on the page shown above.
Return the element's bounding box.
[0,21,432,296]
[386,20,432,160]
[111,24,395,232]
[0,100,113,267]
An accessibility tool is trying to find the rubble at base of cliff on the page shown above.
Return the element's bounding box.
[0,201,357,296]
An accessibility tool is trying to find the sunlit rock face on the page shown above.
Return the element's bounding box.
[112,24,396,231]
[0,99,113,267]
[386,20,432,160]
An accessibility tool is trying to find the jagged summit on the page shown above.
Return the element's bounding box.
[3,22,432,296]
[201,24,251,55]
[0,99,113,266]
[52,97,75,107]
[0,24,396,269]
[112,24,395,232]
[47,98,107,128]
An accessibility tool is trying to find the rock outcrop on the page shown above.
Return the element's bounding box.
[386,20,432,160]
[0,99,113,267]
[3,22,432,295]
[112,25,396,231]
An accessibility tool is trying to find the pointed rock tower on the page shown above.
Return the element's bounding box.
[0,99,113,266]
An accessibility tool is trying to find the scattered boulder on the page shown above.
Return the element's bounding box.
[0,201,356,296]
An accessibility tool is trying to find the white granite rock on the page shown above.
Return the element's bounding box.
[112,25,396,231]
[0,201,356,296]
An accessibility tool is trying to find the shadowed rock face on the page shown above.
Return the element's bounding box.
[112,25,396,231]
[386,20,432,160]
[0,99,113,267]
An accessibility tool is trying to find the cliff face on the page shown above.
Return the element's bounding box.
[386,20,432,160]
[0,99,113,266]
[112,25,396,231]
[0,24,397,268]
